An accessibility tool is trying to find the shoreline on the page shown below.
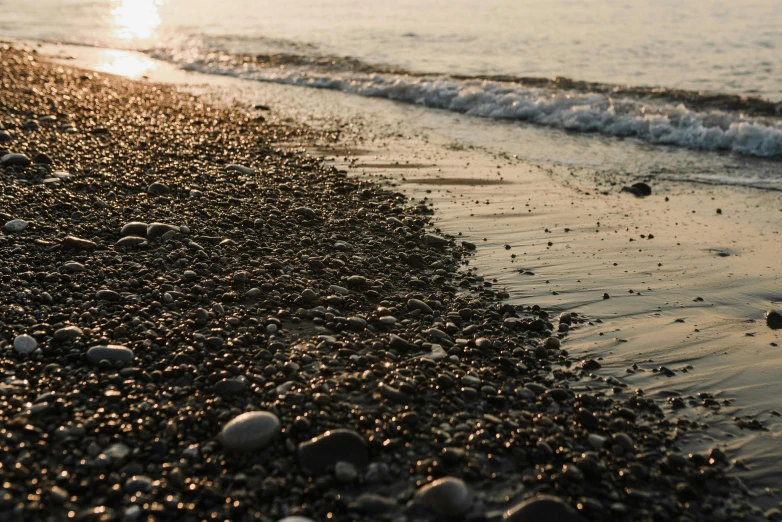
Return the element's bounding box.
[0,44,773,521]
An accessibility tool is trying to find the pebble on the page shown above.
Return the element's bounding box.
[0,130,12,142]
[424,234,450,248]
[302,288,318,302]
[415,477,472,515]
[120,222,149,237]
[13,334,38,354]
[125,475,153,494]
[86,345,135,365]
[766,310,782,330]
[146,222,179,241]
[63,235,97,251]
[148,182,170,195]
[277,518,315,522]
[3,219,29,233]
[504,495,585,522]
[408,298,433,314]
[220,411,281,452]
[225,164,257,175]
[96,289,120,301]
[298,429,368,475]
[115,236,147,248]
[53,326,83,342]
[63,261,86,272]
[389,334,413,351]
[102,443,131,460]
[0,153,31,167]
[544,336,561,350]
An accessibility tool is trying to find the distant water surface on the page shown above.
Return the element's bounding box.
[2,0,782,161]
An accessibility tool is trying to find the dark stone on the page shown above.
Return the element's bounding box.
[621,182,652,197]
[1,153,31,167]
[146,222,178,241]
[298,429,368,475]
[121,222,149,237]
[63,236,97,251]
[766,310,782,330]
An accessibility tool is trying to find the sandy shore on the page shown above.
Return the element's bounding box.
[0,44,772,522]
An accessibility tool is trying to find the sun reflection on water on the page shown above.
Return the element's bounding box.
[112,0,162,41]
[94,49,159,79]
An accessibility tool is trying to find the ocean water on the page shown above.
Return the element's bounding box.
[1,0,781,161]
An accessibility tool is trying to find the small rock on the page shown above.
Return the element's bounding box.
[766,310,782,330]
[86,345,134,365]
[63,235,97,251]
[13,334,37,355]
[54,326,83,342]
[120,222,149,237]
[389,334,413,351]
[415,477,472,516]
[408,298,433,314]
[424,234,450,248]
[115,236,147,249]
[504,495,585,522]
[221,411,281,452]
[226,164,257,175]
[621,182,652,197]
[302,288,318,302]
[4,219,29,233]
[103,443,131,460]
[148,182,170,195]
[146,222,178,241]
[0,153,31,167]
[96,289,120,301]
[544,337,561,350]
[298,429,368,475]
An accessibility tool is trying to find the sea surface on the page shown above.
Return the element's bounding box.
[2,0,782,164]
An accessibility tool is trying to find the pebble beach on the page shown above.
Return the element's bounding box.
[0,44,773,522]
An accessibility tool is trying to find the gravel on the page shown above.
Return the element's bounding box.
[0,45,764,522]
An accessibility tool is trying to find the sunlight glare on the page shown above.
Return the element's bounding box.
[94,49,158,79]
[112,0,162,41]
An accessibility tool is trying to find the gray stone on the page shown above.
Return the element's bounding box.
[220,411,281,452]
[13,334,37,354]
[86,345,134,365]
[415,477,472,516]
[225,164,257,175]
[54,326,83,342]
[302,288,318,302]
[102,443,131,460]
[298,429,368,475]
[4,219,29,233]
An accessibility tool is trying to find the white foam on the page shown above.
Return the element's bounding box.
[153,50,782,158]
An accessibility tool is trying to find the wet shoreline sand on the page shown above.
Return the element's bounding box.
[0,44,775,521]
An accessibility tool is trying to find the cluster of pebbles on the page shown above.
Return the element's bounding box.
[0,46,767,521]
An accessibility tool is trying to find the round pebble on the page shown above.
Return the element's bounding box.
[86,345,135,365]
[415,477,472,515]
[13,334,37,354]
[4,219,29,233]
[221,411,281,452]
